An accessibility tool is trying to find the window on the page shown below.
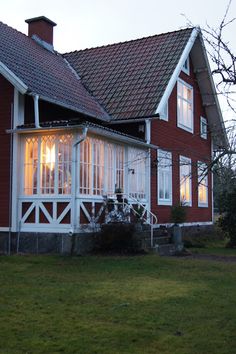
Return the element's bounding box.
[179,155,192,206]
[182,57,190,75]
[24,134,72,195]
[79,138,124,196]
[128,147,146,199]
[157,149,172,205]
[177,79,193,133]
[80,137,105,195]
[200,116,207,139]
[198,162,208,207]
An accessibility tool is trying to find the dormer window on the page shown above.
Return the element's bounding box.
[182,57,190,75]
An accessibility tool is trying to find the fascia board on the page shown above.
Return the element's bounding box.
[197,34,228,148]
[155,27,200,116]
[0,61,28,94]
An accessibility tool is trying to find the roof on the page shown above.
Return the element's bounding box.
[64,28,193,120]
[0,21,110,121]
[12,120,158,150]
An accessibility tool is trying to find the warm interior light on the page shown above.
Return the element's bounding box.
[46,144,55,170]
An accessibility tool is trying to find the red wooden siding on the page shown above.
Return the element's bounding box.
[151,62,212,223]
[0,75,14,227]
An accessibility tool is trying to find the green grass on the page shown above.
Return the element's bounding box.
[0,254,236,354]
[188,239,236,256]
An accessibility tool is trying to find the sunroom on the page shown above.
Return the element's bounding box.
[16,124,152,233]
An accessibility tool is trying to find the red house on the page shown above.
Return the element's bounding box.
[0,17,226,253]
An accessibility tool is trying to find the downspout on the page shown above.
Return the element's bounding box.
[33,94,40,128]
[8,103,14,255]
[71,127,88,233]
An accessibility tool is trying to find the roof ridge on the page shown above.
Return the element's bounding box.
[64,27,194,55]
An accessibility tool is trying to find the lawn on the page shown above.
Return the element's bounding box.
[0,254,236,354]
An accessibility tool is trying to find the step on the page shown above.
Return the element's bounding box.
[153,236,171,245]
[151,243,176,256]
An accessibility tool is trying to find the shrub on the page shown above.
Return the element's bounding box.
[98,223,137,252]
[218,188,236,248]
[170,204,187,224]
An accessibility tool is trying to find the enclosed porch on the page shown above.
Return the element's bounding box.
[16,126,152,234]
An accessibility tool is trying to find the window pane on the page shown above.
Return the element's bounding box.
[58,135,72,194]
[198,162,208,205]
[158,150,172,204]
[177,80,193,131]
[80,138,92,194]
[180,156,191,205]
[24,137,38,195]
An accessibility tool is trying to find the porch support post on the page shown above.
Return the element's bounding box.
[71,127,88,232]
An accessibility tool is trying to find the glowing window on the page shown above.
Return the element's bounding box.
[177,80,193,133]
[179,155,192,206]
[198,162,208,207]
[24,134,72,195]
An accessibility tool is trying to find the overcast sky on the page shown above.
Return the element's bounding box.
[1,0,235,53]
[1,0,235,120]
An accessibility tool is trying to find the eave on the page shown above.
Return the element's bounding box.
[7,121,158,150]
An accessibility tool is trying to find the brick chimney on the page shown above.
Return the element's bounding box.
[25,16,57,46]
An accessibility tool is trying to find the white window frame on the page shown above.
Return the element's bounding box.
[157,149,172,206]
[177,79,194,133]
[200,116,207,139]
[23,134,73,196]
[182,57,190,75]
[179,155,192,206]
[198,162,208,207]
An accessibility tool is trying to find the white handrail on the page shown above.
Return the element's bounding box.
[114,193,157,247]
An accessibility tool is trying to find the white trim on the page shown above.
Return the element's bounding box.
[155,27,199,116]
[157,149,172,206]
[197,161,208,208]
[145,119,151,143]
[11,89,24,232]
[0,227,10,232]
[0,61,28,94]
[155,221,213,228]
[177,79,194,133]
[159,102,168,121]
[200,116,207,139]
[182,56,190,75]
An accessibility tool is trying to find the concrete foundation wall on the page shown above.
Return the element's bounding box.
[0,224,216,255]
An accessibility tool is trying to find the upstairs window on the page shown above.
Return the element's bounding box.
[200,116,207,139]
[179,155,192,206]
[157,149,172,205]
[177,79,193,133]
[198,162,208,207]
[182,57,190,75]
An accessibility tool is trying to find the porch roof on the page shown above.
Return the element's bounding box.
[11,120,159,150]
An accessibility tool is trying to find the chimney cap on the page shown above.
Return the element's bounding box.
[25,16,57,27]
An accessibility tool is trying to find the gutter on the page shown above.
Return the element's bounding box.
[108,113,160,124]
[155,27,200,116]
[7,124,158,150]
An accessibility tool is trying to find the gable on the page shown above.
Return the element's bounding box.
[64,28,193,121]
